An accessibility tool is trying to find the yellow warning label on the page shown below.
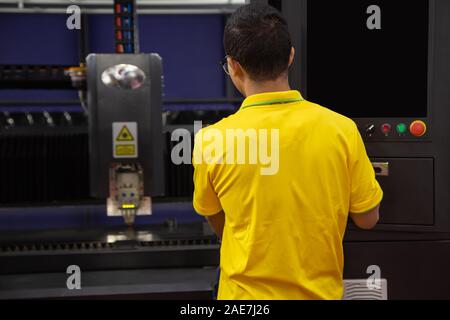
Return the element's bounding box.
[116,125,135,142]
[115,145,136,157]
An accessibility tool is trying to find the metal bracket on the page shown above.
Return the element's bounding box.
[372,162,389,177]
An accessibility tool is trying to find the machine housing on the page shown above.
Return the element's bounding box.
[87,54,165,224]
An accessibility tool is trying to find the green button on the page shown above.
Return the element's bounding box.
[396,123,407,134]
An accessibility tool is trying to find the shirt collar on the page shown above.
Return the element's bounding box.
[240,90,304,111]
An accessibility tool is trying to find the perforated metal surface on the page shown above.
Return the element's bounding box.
[0,238,219,254]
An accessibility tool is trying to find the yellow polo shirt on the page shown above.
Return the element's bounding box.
[193,90,383,300]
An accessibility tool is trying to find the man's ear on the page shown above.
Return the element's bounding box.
[228,57,243,78]
[289,47,295,67]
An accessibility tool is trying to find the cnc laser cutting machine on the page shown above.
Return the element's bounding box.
[1,0,450,300]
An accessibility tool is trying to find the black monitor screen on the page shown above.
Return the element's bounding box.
[306,0,429,118]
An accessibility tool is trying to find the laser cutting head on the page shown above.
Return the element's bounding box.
[87,54,165,226]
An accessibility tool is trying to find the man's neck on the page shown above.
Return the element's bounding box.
[244,77,291,97]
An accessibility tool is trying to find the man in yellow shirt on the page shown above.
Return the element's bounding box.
[193,3,383,300]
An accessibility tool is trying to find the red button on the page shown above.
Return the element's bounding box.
[381,123,391,135]
[410,120,427,137]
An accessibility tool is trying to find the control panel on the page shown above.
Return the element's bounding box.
[356,119,429,141]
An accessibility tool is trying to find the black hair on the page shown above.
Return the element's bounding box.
[223,3,293,82]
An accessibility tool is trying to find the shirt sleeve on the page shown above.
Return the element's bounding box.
[192,129,223,217]
[349,125,383,214]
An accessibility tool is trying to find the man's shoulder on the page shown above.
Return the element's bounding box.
[306,100,358,133]
[308,101,355,124]
[193,114,238,147]
[197,100,358,138]
[199,113,240,133]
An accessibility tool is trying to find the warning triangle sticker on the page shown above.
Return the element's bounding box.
[116,125,135,142]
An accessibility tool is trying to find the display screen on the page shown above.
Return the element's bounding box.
[306,0,429,118]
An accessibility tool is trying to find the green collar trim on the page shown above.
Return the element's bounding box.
[240,98,304,110]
